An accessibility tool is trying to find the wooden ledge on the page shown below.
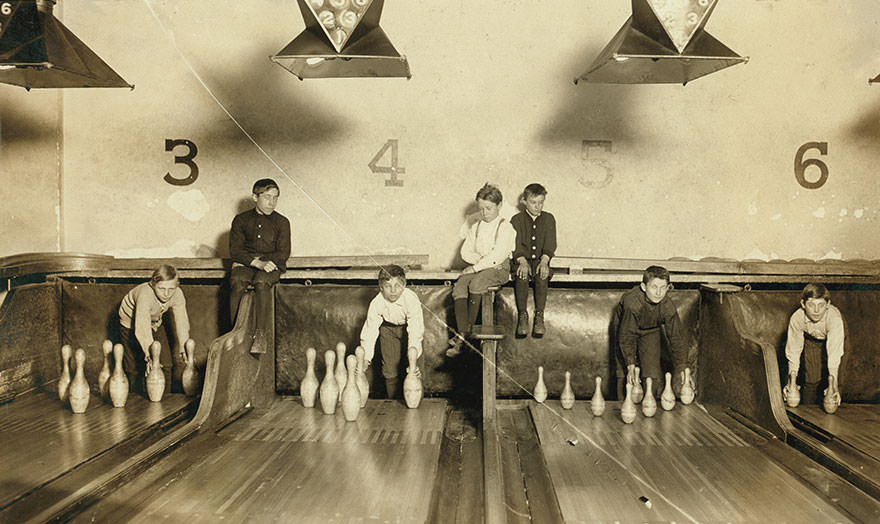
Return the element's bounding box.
[1,253,429,280]
[550,256,880,278]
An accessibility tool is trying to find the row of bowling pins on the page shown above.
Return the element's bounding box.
[300,343,423,420]
[533,366,696,422]
[58,339,200,414]
[620,368,695,423]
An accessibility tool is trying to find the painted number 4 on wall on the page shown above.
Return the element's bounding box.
[368,139,405,187]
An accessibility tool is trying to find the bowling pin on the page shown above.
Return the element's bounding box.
[355,346,369,408]
[109,343,129,408]
[341,354,361,421]
[823,375,841,414]
[334,342,347,402]
[621,382,636,424]
[145,341,165,402]
[319,350,338,415]
[533,366,547,403]
[58,344,72,403]
[560,371,575,409]
[590,376,605,416]
[631,366,644,404]
[300,347,319,408]
[181,339,201,396]
[98,340,112,398]
[783,373,800,408]
[642,377,657,417]
[403,347,423,409]
[68,348,90,414]
[680,367,695,405]
[661,372,675,411]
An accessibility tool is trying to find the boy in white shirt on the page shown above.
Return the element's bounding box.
[784,283,844,411]
[360,265,424,399]
[447,183,516,357]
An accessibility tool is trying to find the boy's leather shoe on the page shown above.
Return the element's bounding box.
[445,335,465,357]
[532,311,545,338]
[516,312,529,338]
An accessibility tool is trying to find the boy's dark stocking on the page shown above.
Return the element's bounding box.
[468,294,482,332]
[453,298,469,337]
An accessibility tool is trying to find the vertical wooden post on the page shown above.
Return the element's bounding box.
[475,286,505,523]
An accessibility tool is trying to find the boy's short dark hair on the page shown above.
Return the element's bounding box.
[252,178,279,195]
[802,283,830,302]
[475,183,503,205]
[151,264,178,284]
[523,183,547,199]
[642,265,670,284]
[378,264,406,284]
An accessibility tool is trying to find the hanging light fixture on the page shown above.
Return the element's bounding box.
[270,0,409,80]
[576,0,746,85]
[0,0,132,90]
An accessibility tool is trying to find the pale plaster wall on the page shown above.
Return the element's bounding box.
[2,1,880,266]
[0,88,61,254]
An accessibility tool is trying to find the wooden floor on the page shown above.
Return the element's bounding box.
[0,390,192,510]
[72,397,447,524]
[532,400,856,524]
[789,404,880,461]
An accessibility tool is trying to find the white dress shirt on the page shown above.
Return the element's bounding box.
[359,287,425,362]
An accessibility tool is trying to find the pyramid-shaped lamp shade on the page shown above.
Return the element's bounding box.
[270,0,409,79]
[576,0,746,85]
[0,0,132,90]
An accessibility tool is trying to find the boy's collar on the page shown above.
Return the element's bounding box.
[526,209,541,219]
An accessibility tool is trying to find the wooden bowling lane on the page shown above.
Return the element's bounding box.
[531,400,857,524]
[789,404,880,461]
[73,397,447,524]
[0,391,192,511]
[787,403,880,497]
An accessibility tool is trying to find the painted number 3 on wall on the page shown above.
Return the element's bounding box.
[794,142,829,189]
[164,139,199,186]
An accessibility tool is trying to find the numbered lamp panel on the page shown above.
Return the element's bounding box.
[634,0,717,54]
[576,0,746,85]
[0,0,131,90]
[0,1,43,62]
[270,0,409,79]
